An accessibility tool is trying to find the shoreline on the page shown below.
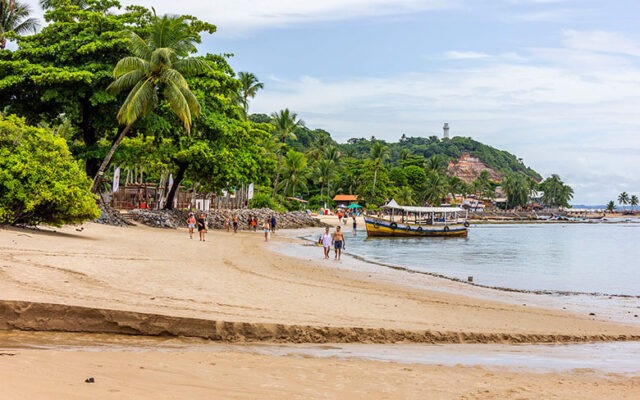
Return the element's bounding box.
[2,222,640,398]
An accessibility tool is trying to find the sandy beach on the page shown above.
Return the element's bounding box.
[1,220,639,398]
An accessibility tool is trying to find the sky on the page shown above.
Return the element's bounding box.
[21,0,640,205]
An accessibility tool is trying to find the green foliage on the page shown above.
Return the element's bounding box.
[307,194,333,210]
[249,192,283,211]
[539,174,573,208]
[0,115,100,226]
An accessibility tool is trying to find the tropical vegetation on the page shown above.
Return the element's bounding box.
[0,0,594,226]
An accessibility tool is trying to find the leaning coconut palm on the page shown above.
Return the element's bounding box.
[90,25,211,193]
[237,71,263,119]
[1,0,39,49]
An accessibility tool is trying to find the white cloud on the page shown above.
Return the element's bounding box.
[563,30,640,57]
[442,51,491,60]
[119,0,460,36]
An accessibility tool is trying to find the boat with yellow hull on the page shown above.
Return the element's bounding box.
[364,201,469,238]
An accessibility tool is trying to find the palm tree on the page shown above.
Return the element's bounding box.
[618,192,630,208]
[606,200,616,213]
[237,71,263,119]
[90,16,210,193]
[1,0,38,49]
[278,150,309,198]
[396,186,415,206]
[369,141,389,203]
[502,173,530,209]
[630,195,639,212]
[419,170,448,206]
[271,108,304,196]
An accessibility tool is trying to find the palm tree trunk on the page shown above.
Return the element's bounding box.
[90,124,132,193]
[371,168,378,203]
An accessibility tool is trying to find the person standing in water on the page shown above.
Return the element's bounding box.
[332,225,346,260]
[352,214,357,233]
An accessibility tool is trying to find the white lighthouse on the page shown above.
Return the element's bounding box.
[443,122,450,139]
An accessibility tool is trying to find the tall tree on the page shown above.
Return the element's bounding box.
[237,71,263,119]
[0,1,150,176]
[0,0,38,49]
[369,141,389,204]
[278,150,309,198]
[630,194,638,211]
[539,174,573,208]
[91,14,213,192]
[270,108,304,196]
[618,191,630,207]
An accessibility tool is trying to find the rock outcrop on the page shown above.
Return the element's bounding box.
[447,153,503,184]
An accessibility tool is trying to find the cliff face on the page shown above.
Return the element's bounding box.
[447,153,503,184]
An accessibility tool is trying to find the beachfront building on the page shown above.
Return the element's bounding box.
[333,194,359,208]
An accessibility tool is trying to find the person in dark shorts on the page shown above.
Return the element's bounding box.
[270,215,277,233]
[232,215,239,233]
[332,225,346,260]
[197,212,207,241]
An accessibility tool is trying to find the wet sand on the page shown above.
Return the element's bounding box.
[1,222,639,398]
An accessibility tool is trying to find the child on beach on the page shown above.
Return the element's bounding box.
[186,213,196,239]
[320,227,332,259]
[232,215,238,233]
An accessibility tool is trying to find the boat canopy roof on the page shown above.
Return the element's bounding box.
[382,199,464,213]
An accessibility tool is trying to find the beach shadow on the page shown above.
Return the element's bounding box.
[1,225,100,241]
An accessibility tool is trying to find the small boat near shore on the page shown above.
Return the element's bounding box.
[365,200,469,238]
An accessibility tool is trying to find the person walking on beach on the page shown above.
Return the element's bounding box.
[197,212,207,241]
[352,214,357,233]
[232,215,239,233]
[320,227,332,259]
[251,216,257,232]
[270,215,277,233]
[186,212,196,239]
[332,225,346,260]
[263,219,270,241]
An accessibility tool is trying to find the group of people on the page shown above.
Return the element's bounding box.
[189,212,277,242]
[319,225,346,260]
[186,212,208,241]
[337,210,358,233]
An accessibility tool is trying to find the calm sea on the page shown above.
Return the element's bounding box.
[338,222,640,296]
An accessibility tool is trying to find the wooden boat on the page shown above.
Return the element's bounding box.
[364,200,469,238]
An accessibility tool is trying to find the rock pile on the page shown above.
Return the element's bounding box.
[94,204,132,227]
[127,208,325,230]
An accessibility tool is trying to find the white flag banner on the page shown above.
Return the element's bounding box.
[247,183,255,200]
[168,173,174,189]
[112,167,120,193]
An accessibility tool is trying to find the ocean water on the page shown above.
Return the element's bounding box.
[328,222,640,296]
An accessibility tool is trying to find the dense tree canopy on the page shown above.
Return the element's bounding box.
[0,115,100,225]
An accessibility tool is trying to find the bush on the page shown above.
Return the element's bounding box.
[249,193,282,211]
[0,115,100,226]
[307,194,333,210]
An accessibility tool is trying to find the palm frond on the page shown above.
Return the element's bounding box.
[117,78,157,126]
[173,57,212,76]
[128,32,152,60]
[112,56,148,79]
[107,69,145,94]
[159,67,188,89]
[163,79,192,133]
